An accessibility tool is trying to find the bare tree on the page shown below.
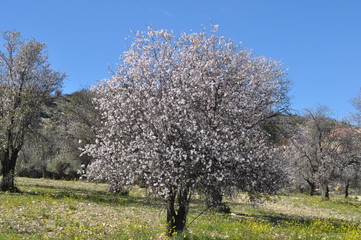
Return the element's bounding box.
[83,27,289,236]
[0,31,64,191]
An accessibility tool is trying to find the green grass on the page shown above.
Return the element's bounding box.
[0,178,360,239]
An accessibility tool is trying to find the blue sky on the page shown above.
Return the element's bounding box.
[1,0,360,119]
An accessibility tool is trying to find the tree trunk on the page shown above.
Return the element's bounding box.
[298,184,305,194]
[1,148,20,192]
[320,182,329,200]
[205,187,230,213]
[109,181,129,196]
[166,188,191,236]
[306,179,316,196]
[344,183,350,198]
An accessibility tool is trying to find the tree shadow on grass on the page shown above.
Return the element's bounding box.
[332,199,361,208]
[235,212,312,225]
[10,183,167,209]
[233,211,360,228]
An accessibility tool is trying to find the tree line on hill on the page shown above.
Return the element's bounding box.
[1,29,361,236]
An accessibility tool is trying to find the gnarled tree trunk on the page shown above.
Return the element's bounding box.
[205,187,230,213]
[166,188,191,236]
[109,181,129,196]
[306,179,316,196]
[1,147,20,192]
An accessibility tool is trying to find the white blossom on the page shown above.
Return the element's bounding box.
[83,26,289,234]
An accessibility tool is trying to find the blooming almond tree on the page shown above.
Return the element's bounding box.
[83,26,289,235]
[0,31,64,191]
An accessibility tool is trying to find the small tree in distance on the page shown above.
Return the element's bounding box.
[352,89,361,125]
[83,26,289,236]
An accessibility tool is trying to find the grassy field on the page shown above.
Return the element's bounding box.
[0,178,360,239]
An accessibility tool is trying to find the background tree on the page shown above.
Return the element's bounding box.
[0,31,64,191]
[14,89,99,180]
[331,127,361,198]
[339,163,359,198]
[57,89,100,176]
[15,94,63,179]
[83,27,289,236]
[352,88,361,125]
[283,114,319,195]
[288,107,360,200]
[347,89,361,196]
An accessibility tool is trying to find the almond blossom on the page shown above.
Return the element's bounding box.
[83,26,289,235]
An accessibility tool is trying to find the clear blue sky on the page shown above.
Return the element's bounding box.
[1,0,361,119]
